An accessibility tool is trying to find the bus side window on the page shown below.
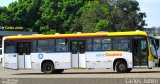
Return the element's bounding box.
[56,39,68,52]
[112,37,130,51]
[86,39,92,51]
[5,41,15,53]
[71,42,77,54]
[79,42,85,53]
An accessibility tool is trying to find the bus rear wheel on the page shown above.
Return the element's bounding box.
[115,61,128,73]
[42,61,55,74]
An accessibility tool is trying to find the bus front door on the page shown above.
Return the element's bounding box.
[71,41,86,68]
[132,37,148,67]
[17,42,31,69]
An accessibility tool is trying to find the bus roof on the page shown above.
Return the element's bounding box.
[4,31,147,40]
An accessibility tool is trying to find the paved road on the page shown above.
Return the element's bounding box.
[1,64,160,84]
[0,64,160,78]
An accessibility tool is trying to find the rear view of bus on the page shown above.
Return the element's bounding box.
[2,31,158,74]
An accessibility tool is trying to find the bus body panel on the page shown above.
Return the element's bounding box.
[25,55,31,68]
[17,54,31,69]
[4,53,18,69]
[71,54,79,68]
[30,51,132,69]
[148,61,155,67]
[31,52,71,69]
[71,53,86,68]
[79,54,86,68]
[85,51,133,68]
[18,54,25,69]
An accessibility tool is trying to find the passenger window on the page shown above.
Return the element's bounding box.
[37,39,54,52]
[71,42,77,54]
[102,38,111,50]
[79,42,85,53]
[113,37,130,51]
[93,37,111,51]
[86,39,92,51]
[56,39,68,52]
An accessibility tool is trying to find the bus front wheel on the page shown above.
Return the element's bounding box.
[115,61,128,73]
[42,61,55,74]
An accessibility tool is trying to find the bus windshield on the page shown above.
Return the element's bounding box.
[150,38,158,59]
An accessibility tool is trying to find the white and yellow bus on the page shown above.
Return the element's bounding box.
[2,31,157,73]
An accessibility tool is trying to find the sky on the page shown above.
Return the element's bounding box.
[0,0,18,7]
[137,0,160,28]
[0,0,160,28]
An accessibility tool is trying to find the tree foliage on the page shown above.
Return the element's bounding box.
[99,0,146,31]
[74,1,109,32]
[0,7,10,26]
[0,0,147,34]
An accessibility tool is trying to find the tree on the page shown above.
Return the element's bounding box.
[7,0,42,31]
[40,0,91,33]
[0,0,147,34]
[0,6,10,27]
[104,0,146,31]
[71,1,109,33]
[96,20,109,31]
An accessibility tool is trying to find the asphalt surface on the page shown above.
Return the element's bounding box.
[0,64,160,84]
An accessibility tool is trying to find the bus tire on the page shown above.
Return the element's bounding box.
[55,69,64,74]
[115,61,128,73]
[42,61,55,74]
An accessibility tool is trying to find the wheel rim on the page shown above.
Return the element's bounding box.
[119,64,126,71]
[46,65,51,71]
